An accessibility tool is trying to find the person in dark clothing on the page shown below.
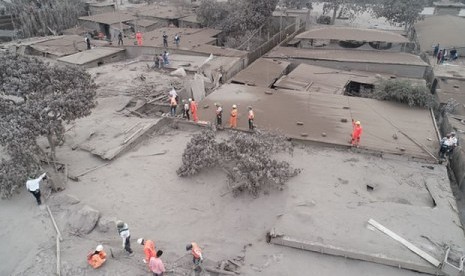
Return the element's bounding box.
[433,44,439,58]
[214,103,223,126]
[450,48,458,61]
[118,32,124,46]
[163,32,168,48]
[85,35,91,50]
[437,50,443,64]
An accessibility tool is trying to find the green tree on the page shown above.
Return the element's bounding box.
[0,54,97,198]
[372,0,428,31]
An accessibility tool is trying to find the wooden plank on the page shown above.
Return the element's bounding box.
[46,205,63,241]
[269,235,443,275]
[75,163,109,178]
[368,219,441,268]
[56,236,61,276]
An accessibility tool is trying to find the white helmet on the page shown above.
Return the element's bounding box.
[137,238,144,245]
[232,104,237,109]
[96,244,103,252]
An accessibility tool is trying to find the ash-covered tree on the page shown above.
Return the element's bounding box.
[372,0,428,31]
[1,0,85,38]
[177,129,301,197]
[318,0,371,24]
[196,0,278,33]
[0,54,97,198]
[196,0,229,28]
[283,0,311,9]
[362,79,437,108]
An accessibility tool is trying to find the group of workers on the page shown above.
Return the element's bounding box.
[86,220,203,275]
[166,88,258,130]
[439,132,458,159]
[213,103,255,130]
[155,51,170,69]
[434,44,459,64]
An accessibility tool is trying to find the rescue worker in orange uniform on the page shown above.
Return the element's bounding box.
[186,242,204,267]
[229,105,238,128]
[136,32,143,46]
[137,238,156,265]
[87,244,107,269]
[248,106,254,130]
[189,98,199,122]
[351,119,363,147]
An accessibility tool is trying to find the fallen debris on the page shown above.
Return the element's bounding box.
[130,150,168,158]
[368,219,441,268]
[69,163,109,181]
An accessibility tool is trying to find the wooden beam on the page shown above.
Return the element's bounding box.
[368,219,441,268]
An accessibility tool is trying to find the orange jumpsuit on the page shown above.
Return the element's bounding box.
[191,242,203,265]
[351,122,363,146]
[190,101,198,122]
[87,251,107,269]
[230,109,237,128]
[136,32,143,46]
[143,240,156,264]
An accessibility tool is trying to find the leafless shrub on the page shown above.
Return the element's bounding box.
[177,129,301,197]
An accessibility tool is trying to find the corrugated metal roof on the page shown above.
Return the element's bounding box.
[266,47,428,66]
[79,11,136,25]
[296,27,409,43]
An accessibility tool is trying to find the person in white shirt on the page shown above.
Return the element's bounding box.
[116,220,134,256]
[169,87,177,98]
[450,132,458,147]
[26,173,47,205]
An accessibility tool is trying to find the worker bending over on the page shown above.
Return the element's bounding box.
[186,242,203,268]
[138,238,156,264]
[87,244,107,269]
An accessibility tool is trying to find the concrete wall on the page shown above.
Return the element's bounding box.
[178,20,201,28]
[439,115,465,188]
[124,45,211,59]
[59,50,126,69]
[288,58,428,78]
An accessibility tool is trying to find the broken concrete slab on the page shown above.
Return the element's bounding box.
[267,149,465,275]
[269,235,443,275]
[79,117,165,160]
